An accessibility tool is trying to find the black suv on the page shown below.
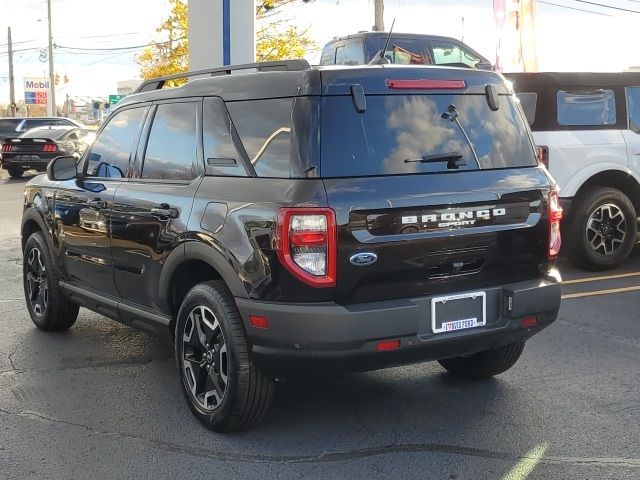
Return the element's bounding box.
[21,60,562,432]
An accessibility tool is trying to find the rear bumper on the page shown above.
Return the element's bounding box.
[1,154,56,170]
[236,271,562,374]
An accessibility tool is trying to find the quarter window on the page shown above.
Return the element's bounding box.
[626,87,640,133]
[516,92,537,126]
[142,102,198,181]
[557,89,616,126]
[227,98,293,178]
[203,98,246,176]
[431,41,480,68]
[85,107,146,178]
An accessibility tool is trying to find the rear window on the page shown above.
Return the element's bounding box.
[371,37,431,65]
[320,94,536,178]
[20,128,70,139]
[557,89,616,126]
[0,119,21,131]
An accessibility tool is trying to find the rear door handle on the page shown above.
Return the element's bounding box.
[86,199,107,209]
[151,204,179,219]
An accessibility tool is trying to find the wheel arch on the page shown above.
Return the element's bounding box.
[159,241,248,334]
[21,209,49,250]
[573,169,640,216]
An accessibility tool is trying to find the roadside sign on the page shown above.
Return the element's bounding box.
[24,77,49,105]
[109,94,125,106]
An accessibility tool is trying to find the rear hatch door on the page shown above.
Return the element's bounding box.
[319,67,553,305]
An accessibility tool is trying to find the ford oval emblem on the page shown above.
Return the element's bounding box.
[350,252,378,266]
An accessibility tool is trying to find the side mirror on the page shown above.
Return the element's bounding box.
[47,156,78,181]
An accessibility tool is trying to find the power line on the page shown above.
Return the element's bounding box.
[54,37,187,52]
[55,32,142,40]
[574,0,640,13]
[538,0,613,15]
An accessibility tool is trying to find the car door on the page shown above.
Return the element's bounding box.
[111,100,202,313]
[55,105,148,297]
[623,87,640,172]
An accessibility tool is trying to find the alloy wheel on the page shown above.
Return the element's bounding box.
[26,247,48,317]
[181,305,228,411]
[585,203,627,256]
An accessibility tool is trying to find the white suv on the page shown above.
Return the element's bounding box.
[507,72,640,270]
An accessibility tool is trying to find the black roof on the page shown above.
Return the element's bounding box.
[505,71,640,90]
[327,32,473,43]
[116,64,510,110]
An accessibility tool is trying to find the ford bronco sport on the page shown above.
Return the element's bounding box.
[21,60,562,432]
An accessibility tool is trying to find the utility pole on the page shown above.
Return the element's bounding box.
[7,27,16,117]
[373,0,384,31]
[47,0,56,116]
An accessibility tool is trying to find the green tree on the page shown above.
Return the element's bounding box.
[138,0,316,81]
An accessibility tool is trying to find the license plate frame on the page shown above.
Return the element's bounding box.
[431,291,486,334]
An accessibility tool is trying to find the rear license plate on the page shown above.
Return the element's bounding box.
[431,291,486,333]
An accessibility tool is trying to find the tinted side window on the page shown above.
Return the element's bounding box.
[320,44,335,65]
[344,39,365,65]
[516,92,537,126]
[227,98,293,178]
[557,89,616,126]
[86,107,146,178]
[142,102,198,180]
[203,97,246,176]
[626,87,640,133]
[20,119,49,131]
[431,41,480,67]
[335,45,347,64]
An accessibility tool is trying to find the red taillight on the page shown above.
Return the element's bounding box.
[549,190,563,260]
[521,317,538,328]
[536,145,549,168]
[1,143,12,153]
[276,207,337,287]
[386,79,466,90]
[42,143,58,153]
[377,340,401,352]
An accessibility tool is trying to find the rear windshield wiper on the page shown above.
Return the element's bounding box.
[404,152,466,169]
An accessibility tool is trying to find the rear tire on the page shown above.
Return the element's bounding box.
[438,343,525,379]
[175,280,274,432]
[7,166,24,178]
[565,187,636,271]
[23,232,79,331]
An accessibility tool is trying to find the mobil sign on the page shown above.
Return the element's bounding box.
[24,77,49,105]
[24,77,50,92]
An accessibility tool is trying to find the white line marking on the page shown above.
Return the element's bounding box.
[563,271,640,285]
[502,443,550,480]
[562,285,640,299]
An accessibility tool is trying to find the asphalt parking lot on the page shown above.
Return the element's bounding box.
[0,170,638,480]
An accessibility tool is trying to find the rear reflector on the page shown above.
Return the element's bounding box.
[386,79,466,90]
[249,315,269,329]
[377,339,401,352]
[521,317,538,328]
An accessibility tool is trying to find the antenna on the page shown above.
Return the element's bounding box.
[378,18,396,64]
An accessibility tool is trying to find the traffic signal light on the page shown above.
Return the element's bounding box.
[63,73,69,84]
[54,73,60,85]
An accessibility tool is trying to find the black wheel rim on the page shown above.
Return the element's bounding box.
[26,247,48,317]
[586,203,627,256]
[181,306,228,411]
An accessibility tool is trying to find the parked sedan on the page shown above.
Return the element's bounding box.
[1,126,93,178]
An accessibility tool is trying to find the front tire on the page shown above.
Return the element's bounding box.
[565,187,637,271]
[23,232,79,331]
[175,280,274,432]
[438,343,525,379]
[7,166,24,178]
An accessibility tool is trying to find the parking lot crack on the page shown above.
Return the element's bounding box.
[0,406,638,469]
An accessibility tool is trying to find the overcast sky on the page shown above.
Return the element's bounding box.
[1,0,640,103]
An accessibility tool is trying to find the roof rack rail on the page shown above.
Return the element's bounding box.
[134,59,312,94]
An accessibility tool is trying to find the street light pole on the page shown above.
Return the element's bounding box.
[47,0,56,116]
[373,0,384,31]
[8,27,16,117]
